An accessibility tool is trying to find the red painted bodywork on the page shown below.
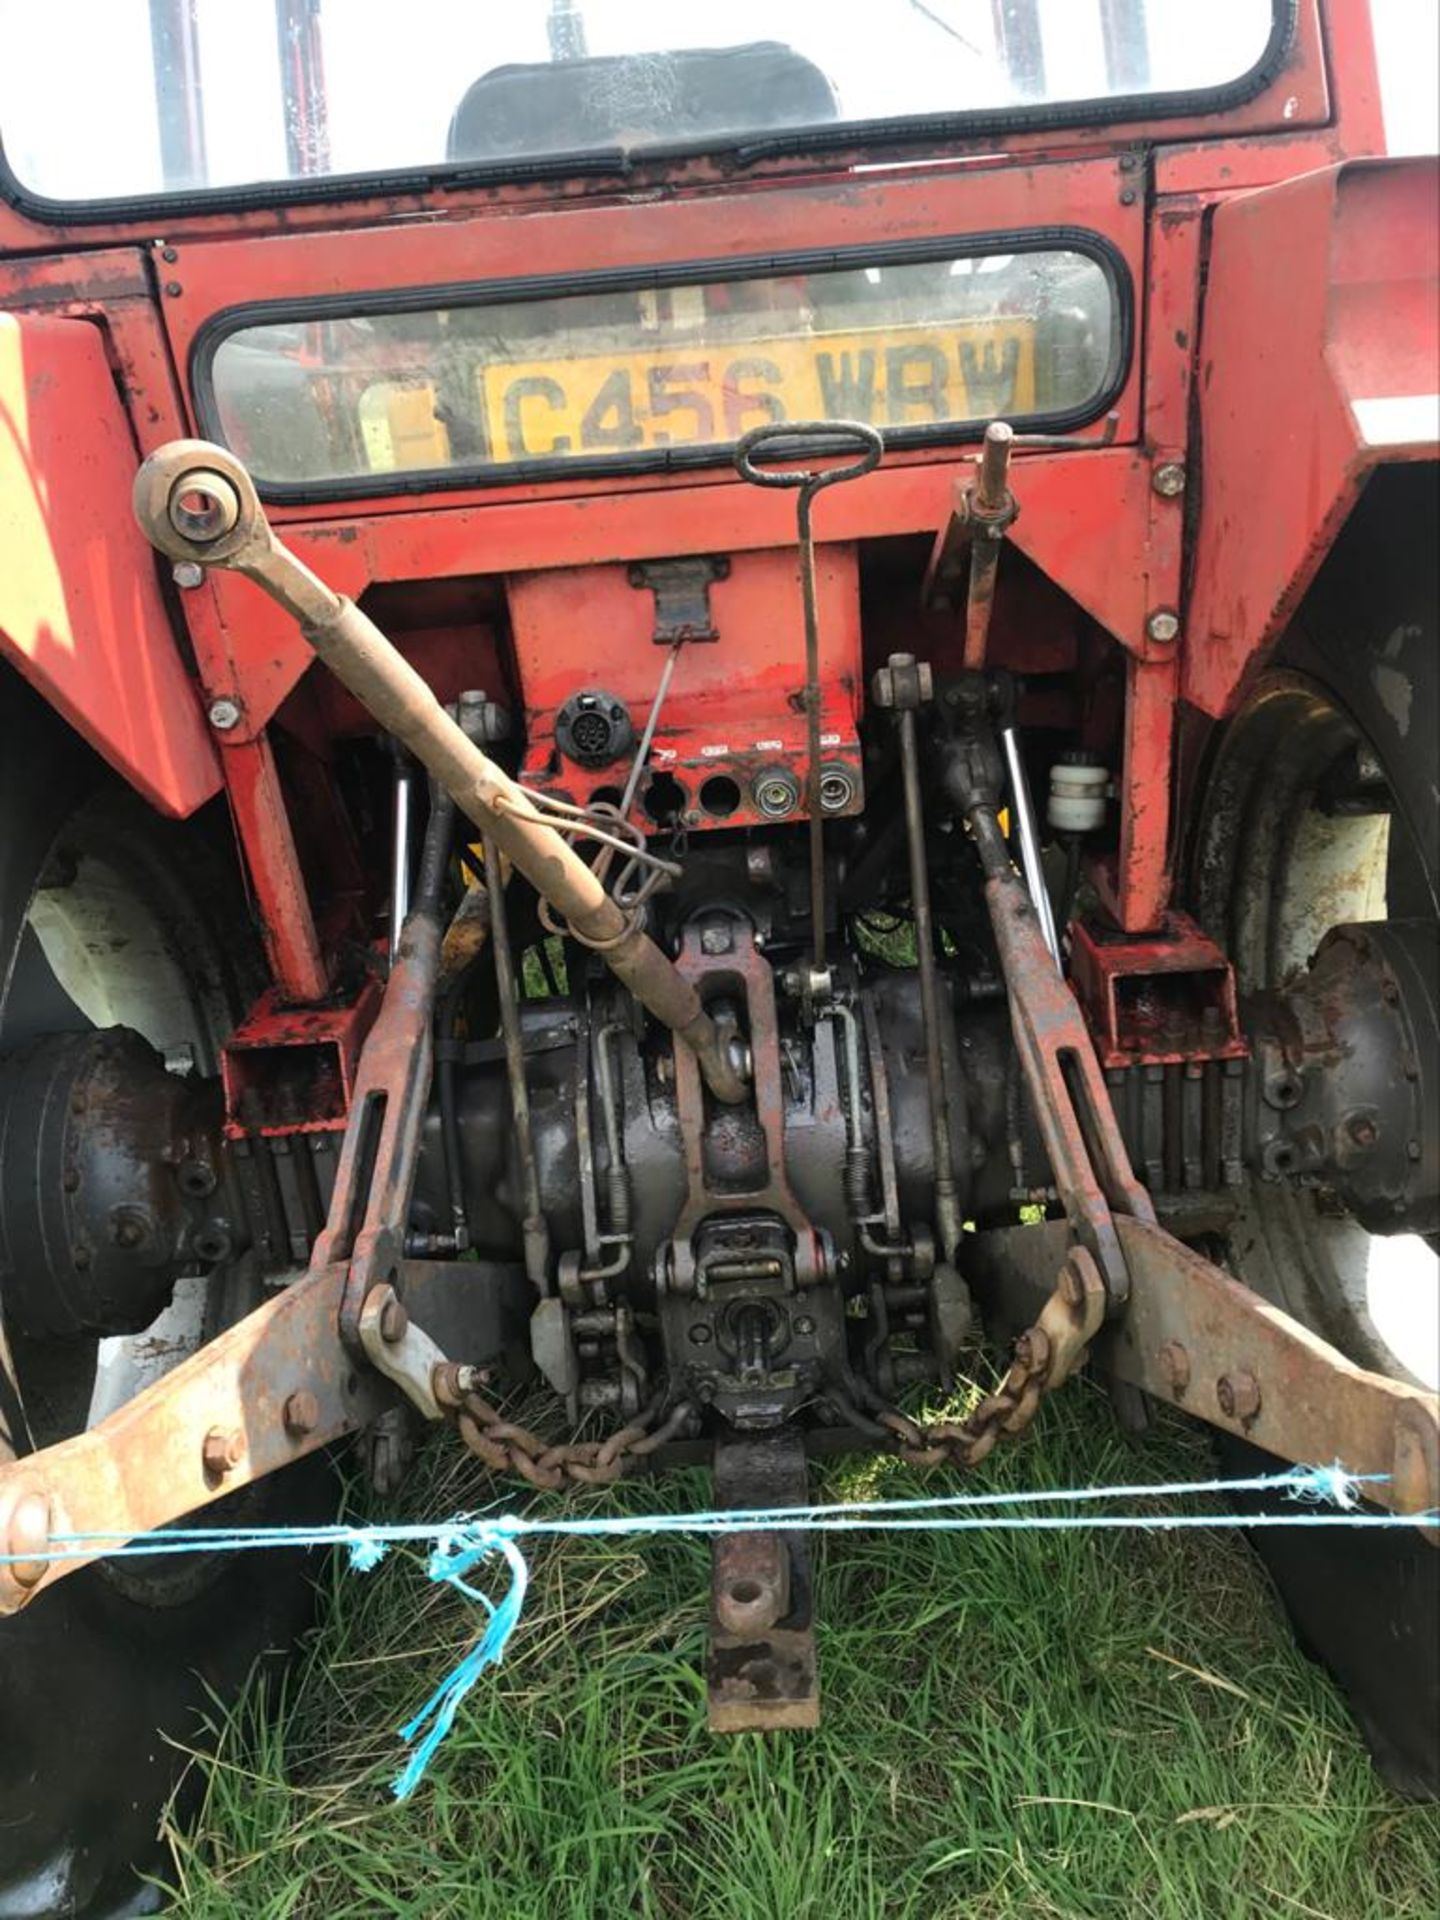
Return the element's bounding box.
[0,309,219,815]
[221,977,383,1138]
[1069,914,1248,1070]
[0,0,1432,1092]
[1185,156,1440,719]
[509,546,865,829]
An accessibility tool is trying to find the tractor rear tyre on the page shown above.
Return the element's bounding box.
[1191,468,1439,1797]
[0,675,332,1919]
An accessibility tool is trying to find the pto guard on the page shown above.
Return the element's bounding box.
[1184,157,1440,719]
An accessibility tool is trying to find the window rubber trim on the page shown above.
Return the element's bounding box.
[0,2,1296,225]
[188,225,1134,505]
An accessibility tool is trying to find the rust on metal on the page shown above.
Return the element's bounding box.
[963,422,1018,669]
[132,439,746,1106]
[1108,1215,1440,1521]
[713,1529,790,1637]
[707,1431,819,1733]
[0,1261,392,1615]
[968,802,1154,1305]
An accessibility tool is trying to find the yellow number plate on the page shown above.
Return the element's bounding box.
[478,319,1036,463]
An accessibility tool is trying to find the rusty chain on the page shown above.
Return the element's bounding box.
[435,1369,699,1489]
[433,1247,1107,1493]
[872,1245,1109,1471]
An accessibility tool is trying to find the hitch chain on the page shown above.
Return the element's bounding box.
[873,1245,1107,1471]
[437,1368,697,1489]
[434,1248,1104,1492]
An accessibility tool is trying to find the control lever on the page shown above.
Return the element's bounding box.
[734,421,882,989]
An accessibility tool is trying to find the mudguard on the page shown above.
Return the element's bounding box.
[1185,157,1439,719]
[0,311,219,816]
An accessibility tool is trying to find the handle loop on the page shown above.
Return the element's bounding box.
[734,419,883,494]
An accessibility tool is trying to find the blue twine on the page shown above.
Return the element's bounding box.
[390,1528,528,1800]
[4,1461,1432,1797]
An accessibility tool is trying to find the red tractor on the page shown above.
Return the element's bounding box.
[0,3,1435,1909]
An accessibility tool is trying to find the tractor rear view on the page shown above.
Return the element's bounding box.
[0,3,1436,1911]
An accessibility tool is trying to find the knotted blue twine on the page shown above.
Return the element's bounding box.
[4,1460,1433,1798]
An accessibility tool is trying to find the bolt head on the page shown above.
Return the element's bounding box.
[202,1426,245,1478]
[379,1295,409,1345]
[1160,1341,1191,1395]
[5,1492,51,1590]
[282,1390,320,1438]
[1216,1370,1261,1423]
[208,697,242,732]
[172,560,205,589]
[1152,462,1186,498]
[1146,610,1181,645]
[111,1212,147,1251]
[700,923,734,956]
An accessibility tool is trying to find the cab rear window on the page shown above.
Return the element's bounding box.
[196,239,1126,494]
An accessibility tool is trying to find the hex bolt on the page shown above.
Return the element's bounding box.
[378,1294,409,1344]
[5,1492,52,1590]
[700,923,734,957]
[207,697,242,731]
[172,560,205,589]
[1160,1341,1191,1396]
[794,1315,816,1337]
[1147,609,1181,645]
[282,1390,319,1439]
[1216,1370,1262,1423]
[1152,462,1186,498]
[202,1426,245,1478]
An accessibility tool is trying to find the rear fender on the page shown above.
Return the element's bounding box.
[1184,157,1439,719]
[0,311,219,816]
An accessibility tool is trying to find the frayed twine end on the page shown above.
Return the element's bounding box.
[1285,1462,1386,1510]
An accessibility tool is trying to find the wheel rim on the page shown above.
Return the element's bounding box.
[1,792,251,1600]
[1196,671,1439,1390]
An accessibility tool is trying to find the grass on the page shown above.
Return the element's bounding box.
[161,1381,1439,1920]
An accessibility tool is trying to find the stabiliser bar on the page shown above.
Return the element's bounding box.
[132,441,747,1108]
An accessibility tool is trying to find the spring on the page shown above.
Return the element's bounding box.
[844,1144,874,1219]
